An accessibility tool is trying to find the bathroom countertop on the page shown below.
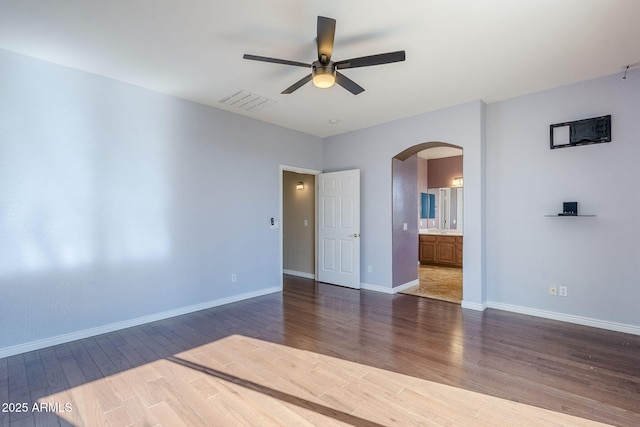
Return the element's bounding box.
[419,229,463,236]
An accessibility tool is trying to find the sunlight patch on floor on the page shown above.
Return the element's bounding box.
[41,335,611,426]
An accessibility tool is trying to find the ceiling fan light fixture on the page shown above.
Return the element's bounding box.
[312,62,336,88]
[312,74,335,88]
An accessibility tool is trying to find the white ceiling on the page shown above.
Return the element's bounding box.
[1,1,639,138]
[417,147,463,160]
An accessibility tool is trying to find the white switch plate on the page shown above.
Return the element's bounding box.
[403,223,408,230]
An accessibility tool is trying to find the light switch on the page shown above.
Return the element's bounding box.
[403,223,408,230]
[304,219,308,227]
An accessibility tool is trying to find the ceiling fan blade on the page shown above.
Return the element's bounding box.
[281,74,312,94]
[243,54,310,68]
[316,16,336,62]
[335,72,365,95]
[335,50,406,69]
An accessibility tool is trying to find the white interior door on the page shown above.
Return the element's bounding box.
[317,169,360,289]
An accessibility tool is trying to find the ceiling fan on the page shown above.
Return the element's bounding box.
[243,16,406,95]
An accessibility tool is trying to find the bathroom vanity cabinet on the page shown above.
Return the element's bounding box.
[419,234,463,268]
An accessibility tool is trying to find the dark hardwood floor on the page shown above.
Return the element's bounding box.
[1,275,639,426]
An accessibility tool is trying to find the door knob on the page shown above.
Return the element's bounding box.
[351,233,360,237]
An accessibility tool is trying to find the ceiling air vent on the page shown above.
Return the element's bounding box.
[218,90,276,112]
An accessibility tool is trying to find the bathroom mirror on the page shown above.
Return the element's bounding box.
[421,187,463,230]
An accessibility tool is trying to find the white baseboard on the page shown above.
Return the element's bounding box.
[360,282,395,294]
[10,286,636,359]
[283,269,315,279]
[461,300,488,311]
[360,279,418,294]
[0,286,282,359]
[392,279,419,293]
[487,301,640,336]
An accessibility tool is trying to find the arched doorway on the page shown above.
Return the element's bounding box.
[392,142,464,303]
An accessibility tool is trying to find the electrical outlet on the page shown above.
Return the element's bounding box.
[231,273,237,283]
[559,286,568,297]
[549,286,557,296]
[367,265,372,272]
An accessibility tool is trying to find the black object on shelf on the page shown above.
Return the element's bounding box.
[559,201,578,216]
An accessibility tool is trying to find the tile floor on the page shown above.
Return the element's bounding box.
[401,265,462,303]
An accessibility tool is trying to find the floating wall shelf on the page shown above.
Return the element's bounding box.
[544,214,596,217]
[545,202,595,217]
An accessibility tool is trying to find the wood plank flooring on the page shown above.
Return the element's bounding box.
[1,275,639,426]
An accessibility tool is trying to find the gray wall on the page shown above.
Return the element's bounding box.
[485,71,640,326]
[0,49,323,353]
[324,70,640,330]
[3,47,638,356]
[323,101,486,305]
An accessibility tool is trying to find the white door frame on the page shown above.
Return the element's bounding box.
[279,165,322,288]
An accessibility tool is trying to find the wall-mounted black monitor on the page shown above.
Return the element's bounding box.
[550,115,611,149]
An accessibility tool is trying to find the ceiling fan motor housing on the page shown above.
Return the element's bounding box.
[312,60,336,88]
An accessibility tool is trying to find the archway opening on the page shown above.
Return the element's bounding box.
[392,142,464,303]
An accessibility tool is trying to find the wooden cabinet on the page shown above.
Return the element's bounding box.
[419,234,463,268]
[419,235,436,264]
[455,236,463,266]
[436,236,457,266]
